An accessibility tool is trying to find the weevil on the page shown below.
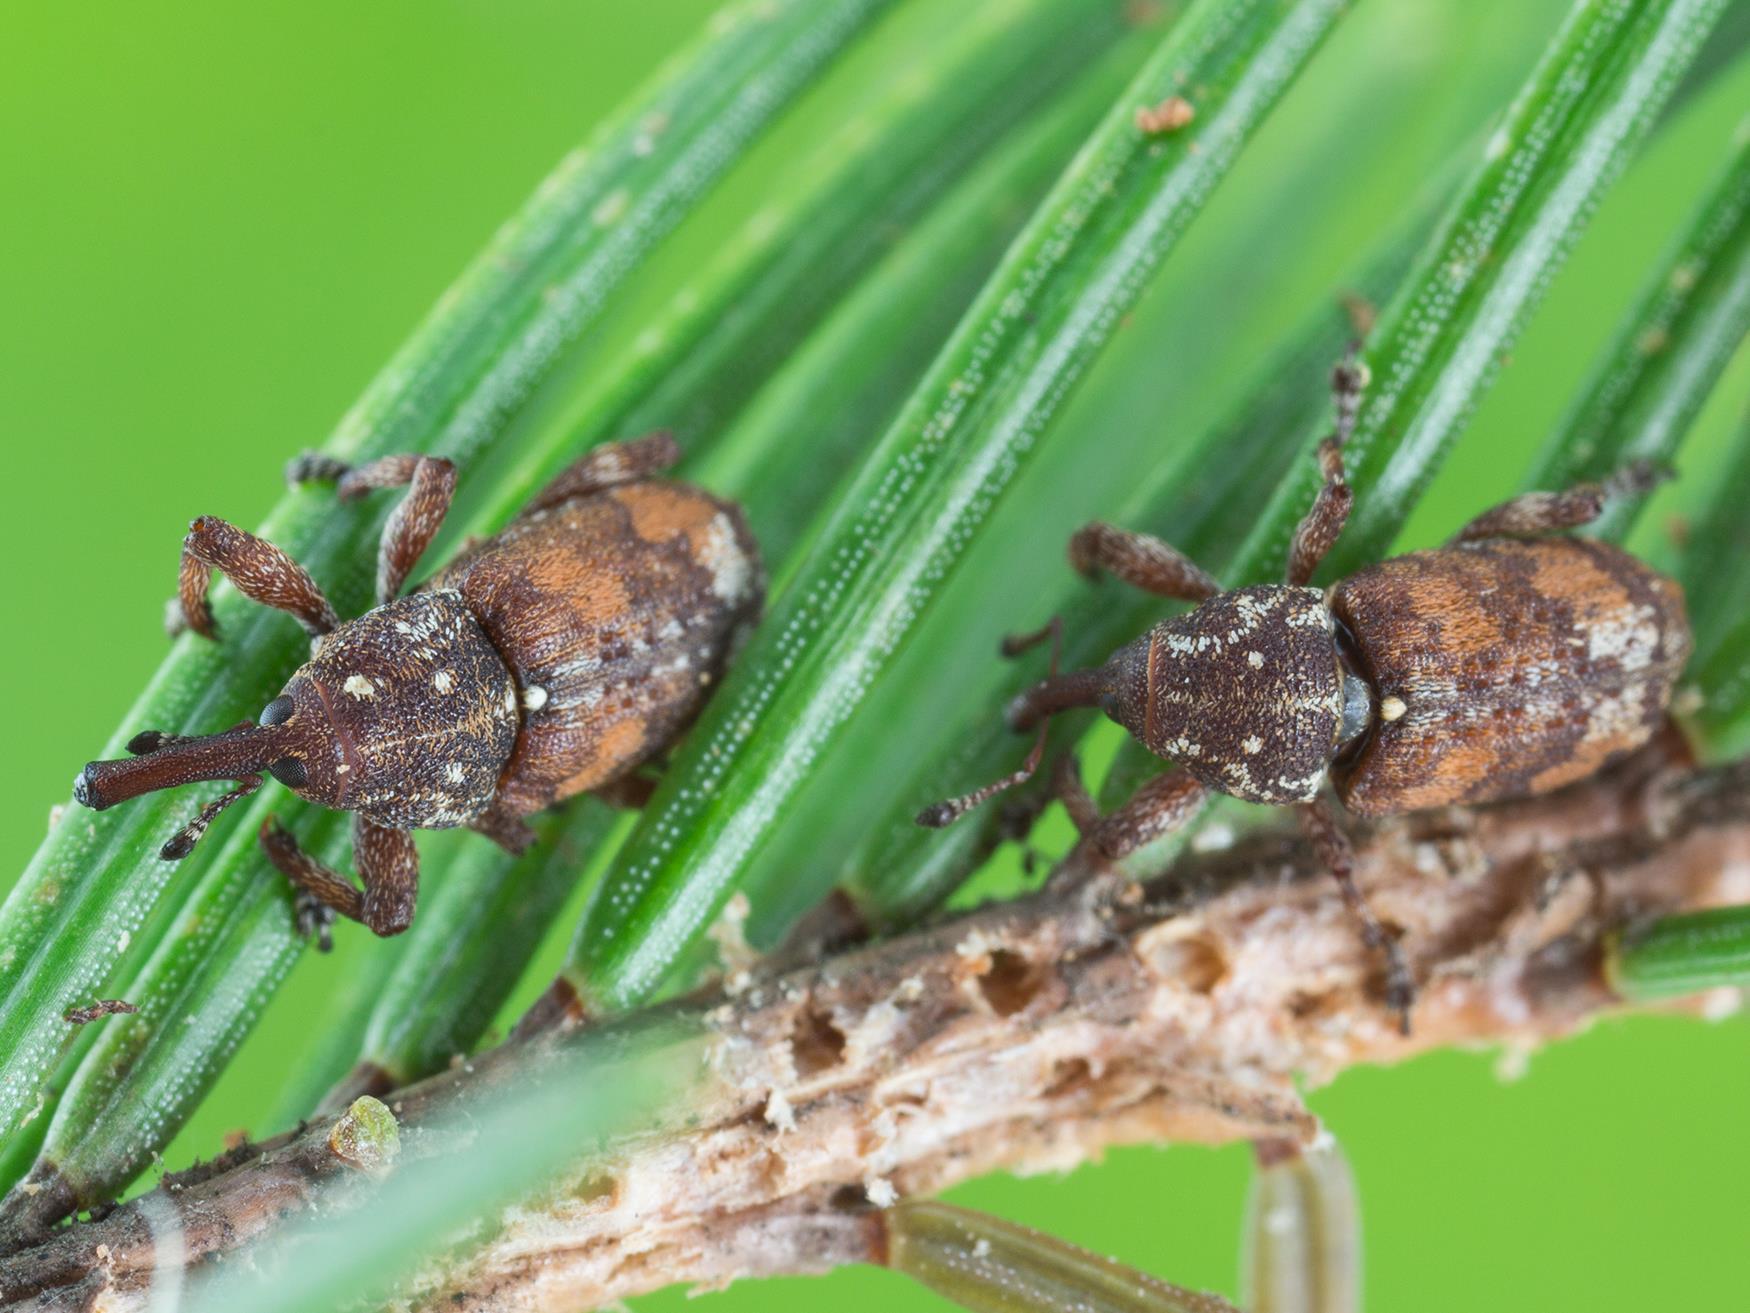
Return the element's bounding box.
[73,433,763,940]
[919,350,1692,1026]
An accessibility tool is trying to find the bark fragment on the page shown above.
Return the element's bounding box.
[4,751,1746,1311]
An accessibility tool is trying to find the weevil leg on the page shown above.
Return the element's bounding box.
[1327,339,1367,448]
[1082,768,1208,861]
[287,452,421,500]
[283,451,353,487]
[294,891,337,952]
[918,622,1090,828]
[1448,460,1666,544]
[517,431,682,519]
[355,817,420,935]
[373,457,457,603]
[174,516,340,641]
[594,772,658,810]
[976,754,1094,876]
[998,615,1062,658]
[260,817,359,949]
[289,452,459,603]
[1285,437,1351,586]
[1067,523,1221,601]
[1050,752,1102,837]
[259,814,420,940]
[1299,796,1413,1033]
[469,801,538,856]
[1285,345,1367,587]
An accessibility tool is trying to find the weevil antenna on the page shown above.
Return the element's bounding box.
[158,775,266,860]
[917,618,1100,827]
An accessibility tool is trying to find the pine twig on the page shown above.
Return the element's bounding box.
[5,742,1749,1310]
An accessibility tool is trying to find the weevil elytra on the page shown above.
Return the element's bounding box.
[920,349,1692,1027]
[73,433,763,941]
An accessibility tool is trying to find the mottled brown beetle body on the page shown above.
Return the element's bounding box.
[921,349,1692,1029]
[439,481,761,817]
[1332,537,1689,815]
[1095,537,1691,817]
[73,433,761,938]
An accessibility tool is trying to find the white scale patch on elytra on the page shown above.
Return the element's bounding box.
[1580,689,1643,746]
[445,763,466,785]
[700,512,753,603]
[432,670,455,695]
[1398,672,1460,707]
[343,675,375,699]
[551,651,605,682]
[1586,604,1661,670]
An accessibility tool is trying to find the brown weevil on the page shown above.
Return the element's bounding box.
[920,349,1692,1028]
[73,433,763,941]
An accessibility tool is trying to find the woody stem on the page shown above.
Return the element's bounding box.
[5,747,1746,1309]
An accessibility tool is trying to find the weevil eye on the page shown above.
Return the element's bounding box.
[269,757,308,788]
[259,695,295,727]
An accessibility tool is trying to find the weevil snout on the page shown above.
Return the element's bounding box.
[71,672,347,866]
[73,707,313,861]
[74,714,298,813]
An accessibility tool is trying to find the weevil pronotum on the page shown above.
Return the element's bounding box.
[73,433,763,942]
[919,349,1692,1028]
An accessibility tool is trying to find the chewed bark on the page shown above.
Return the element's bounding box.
[5,746,1748,1311]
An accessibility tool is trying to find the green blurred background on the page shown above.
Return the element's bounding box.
[3,2,1747,1309]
